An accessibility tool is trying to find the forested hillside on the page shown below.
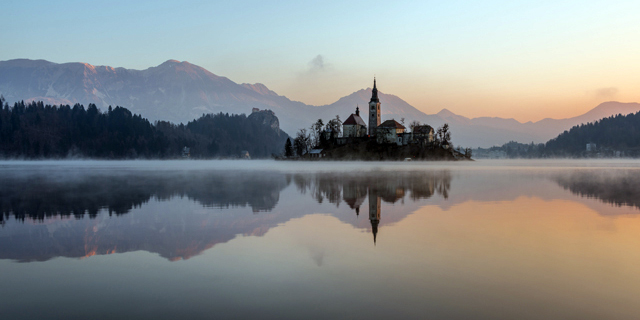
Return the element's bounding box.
[544,112,640,156]
[475,111,640,158]
[0,98,288,159]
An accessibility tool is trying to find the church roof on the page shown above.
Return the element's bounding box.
[413,125,433,134]
[343,113,367,126]
[378,119,406,129]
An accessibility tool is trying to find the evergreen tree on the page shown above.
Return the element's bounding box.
[284,138,293,158]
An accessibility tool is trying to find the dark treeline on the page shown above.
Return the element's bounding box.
[476,111,640,158]
[0,98,288,158]
[544,111,640,157]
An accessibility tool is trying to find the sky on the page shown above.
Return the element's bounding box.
[2,0,640,121]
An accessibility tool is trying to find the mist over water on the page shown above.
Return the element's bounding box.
[1,159,640,319]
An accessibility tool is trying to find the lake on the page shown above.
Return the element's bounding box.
[1,160,640,320]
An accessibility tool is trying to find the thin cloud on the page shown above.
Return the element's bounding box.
[590,87,618,100]
[308,54,325,73]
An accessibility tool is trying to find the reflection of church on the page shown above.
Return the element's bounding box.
[340,184,388,246]
[342,186,381,245]
[369,193,381,245]
[338,172,451,245]
[305,171,452,246]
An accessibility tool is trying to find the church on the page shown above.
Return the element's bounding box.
[341,78,434,146]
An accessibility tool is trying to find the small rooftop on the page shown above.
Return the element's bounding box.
[378,119,406,129]
[413,125,433,134]
[343,113,367,126]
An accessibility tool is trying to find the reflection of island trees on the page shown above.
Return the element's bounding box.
[0,171,290,225]
[293,171,452,244]
[293,171,451,209]
[555,170,640,210]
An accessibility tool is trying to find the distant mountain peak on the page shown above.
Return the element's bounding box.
[436,108,456,117]
[0,58,55,68]
[241,83,278,96]
[161,59,182,65]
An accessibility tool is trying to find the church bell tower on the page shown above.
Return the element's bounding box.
[368,78,381,136]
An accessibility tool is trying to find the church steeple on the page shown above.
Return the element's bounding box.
[370,77,379,103]
[368,77,381,136]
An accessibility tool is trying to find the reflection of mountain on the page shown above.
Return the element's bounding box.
[0,170,289,224]
[554,170,640,211]
[0,200,300,262]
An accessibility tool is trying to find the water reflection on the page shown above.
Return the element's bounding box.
[3,166,640,263]
[554,170,640,210]
[3,162,640,320]
[0,170,290,224]
[293,171,451,244]
[0,169,452,261]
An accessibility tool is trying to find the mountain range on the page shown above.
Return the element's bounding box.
[2,58,639,147]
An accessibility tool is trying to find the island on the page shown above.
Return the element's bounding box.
[280,79,472,161]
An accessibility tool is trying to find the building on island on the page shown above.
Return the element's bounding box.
[343,106,367,138]
[301,78,442,157]
[412,125,435,144]
[376,119,406,145]
[368,78,381,136]
[309,149,325,158]
[338,78,436,147]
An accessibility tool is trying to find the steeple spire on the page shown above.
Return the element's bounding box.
[371,219,378,245]
[370,77,379,103]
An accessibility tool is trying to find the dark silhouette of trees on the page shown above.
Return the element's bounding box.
[544,111,640,157]
[435,123,451,147]
[475,111,640,158]
[293,128,310,156]
[0,100,289,159]
[284,138,293,158]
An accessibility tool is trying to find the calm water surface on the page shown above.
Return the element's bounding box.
[1,160,640,319]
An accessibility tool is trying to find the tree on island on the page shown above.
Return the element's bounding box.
[310,119,324,147]
[293,128,311,156]
[435,123,451,147]
[409,120,421,132]
[325,115,342,139]
[284,138,293,158]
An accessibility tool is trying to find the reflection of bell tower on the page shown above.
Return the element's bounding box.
[368,78,381,136]
[369,194,381,245]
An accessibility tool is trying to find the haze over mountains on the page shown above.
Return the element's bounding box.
[2,59,639,148]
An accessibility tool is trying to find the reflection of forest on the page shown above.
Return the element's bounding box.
[0,171,290,225]
[294,171,452,243]
[554,170,640,210]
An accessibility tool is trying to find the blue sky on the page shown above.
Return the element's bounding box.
[2,0,640,120]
